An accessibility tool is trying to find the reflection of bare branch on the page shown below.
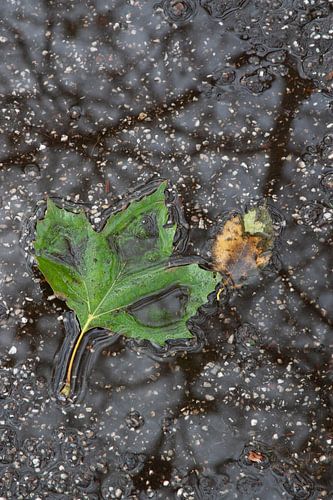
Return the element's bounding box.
[262,61,314,196]
[280,268,332,327]
[0,146,40,169]
[2,18,63,109]
[229,51,315,197]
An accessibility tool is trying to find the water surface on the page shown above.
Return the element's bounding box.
[0,0,332,498]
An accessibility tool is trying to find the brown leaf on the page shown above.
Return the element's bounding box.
[212,208,274,286]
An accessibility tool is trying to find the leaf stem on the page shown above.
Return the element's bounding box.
[60,314,93,398]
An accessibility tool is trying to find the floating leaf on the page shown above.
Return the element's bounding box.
[212,205,274,288]
[34,181,217,398]
[243,205,274,238]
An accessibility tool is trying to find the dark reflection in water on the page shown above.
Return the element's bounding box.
[0,0,332,497]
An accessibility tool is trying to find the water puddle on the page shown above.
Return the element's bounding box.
[0,0,332,498]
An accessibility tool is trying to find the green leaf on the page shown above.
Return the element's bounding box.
[34,181,217,397]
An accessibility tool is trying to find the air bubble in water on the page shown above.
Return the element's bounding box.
[0,371,12,399]
[73,465,96,491]
[158,0,198,24]
[0,303,7,319]
[122,451,145,475]
[23,164,41,180]
[282,472,314,499]
[17,471,40,496]
[0,427,18,464]
[237,476,263,495]
[125,410,145,430]
[320,171,333,194]
[0,467,18,496]
[299,202,325,226]
[23,437,56,470]
[195,473,229,498]
[101,472,133,499]
[69,105,82,120]
[235,323,261,351]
